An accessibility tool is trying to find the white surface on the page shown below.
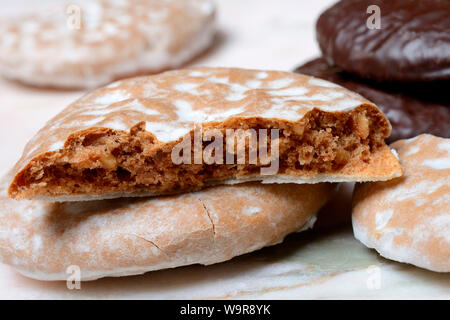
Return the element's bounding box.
[0,0,449,299]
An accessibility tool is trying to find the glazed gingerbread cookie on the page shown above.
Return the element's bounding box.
[353,134,450,272]
[295,58,450,142]
[0,0,215,88]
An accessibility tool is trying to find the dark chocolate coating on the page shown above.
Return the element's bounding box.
[294,58,450,143]
[317,0,450,82]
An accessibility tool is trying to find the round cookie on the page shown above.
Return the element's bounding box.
[294,58,450,142]
[353,134,450,272]
[7,67,401,201]
[0,0,215,89]
[317,0,450,82]
[0,173,333,281]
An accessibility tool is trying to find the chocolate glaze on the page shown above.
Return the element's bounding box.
[294,58,450,143]
[317,0,450,82]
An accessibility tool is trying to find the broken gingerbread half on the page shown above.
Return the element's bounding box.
[9,67,401,201]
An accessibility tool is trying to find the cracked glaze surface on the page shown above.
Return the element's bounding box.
[0,173,333,280]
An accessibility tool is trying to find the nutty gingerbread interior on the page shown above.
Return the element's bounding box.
[9,106,389,200]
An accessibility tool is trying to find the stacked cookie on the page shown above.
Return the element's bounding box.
[294,0,450,272]
[295,0,450,142]
[0,67,402,280]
